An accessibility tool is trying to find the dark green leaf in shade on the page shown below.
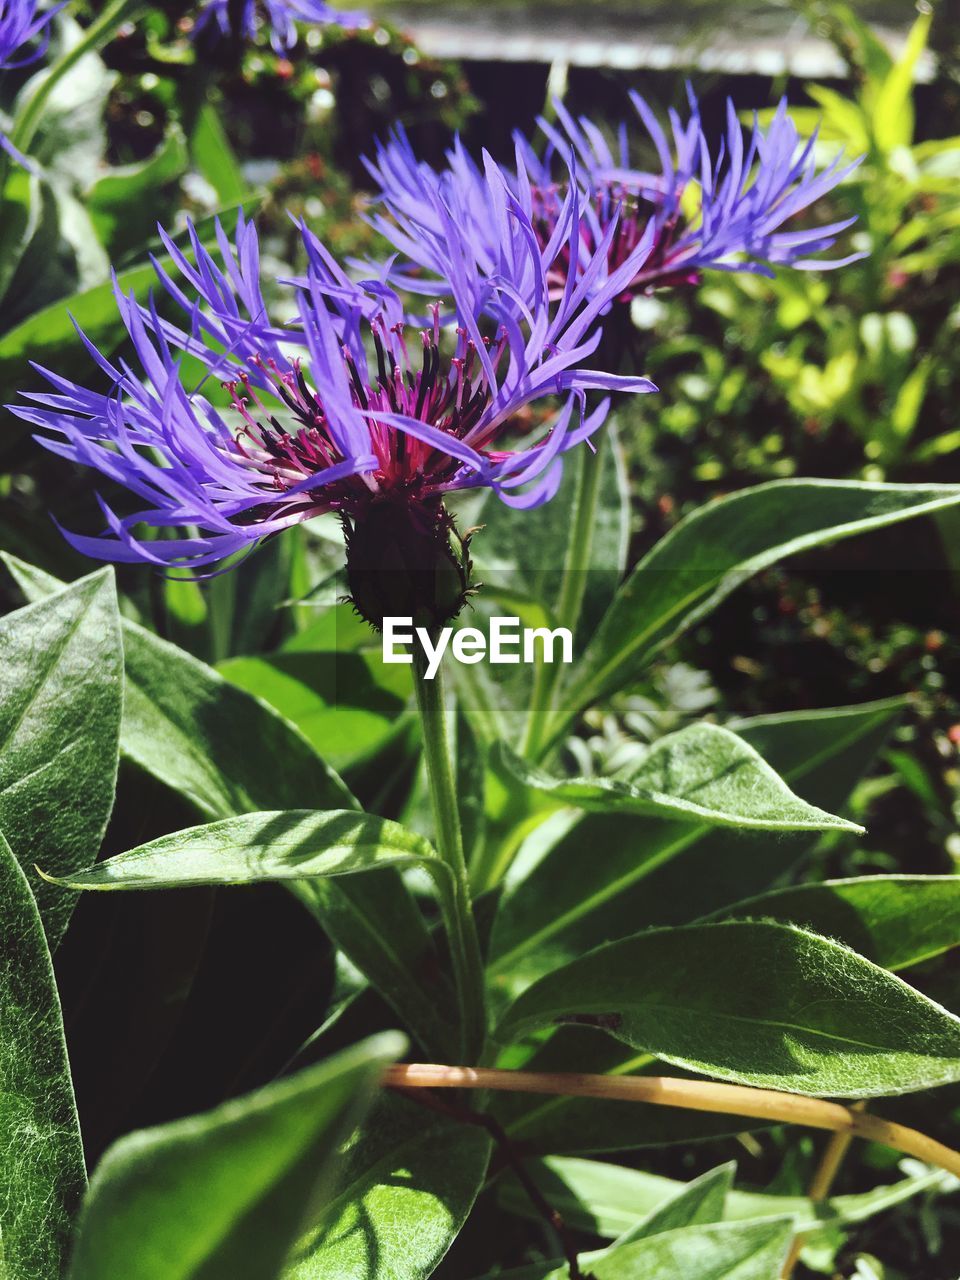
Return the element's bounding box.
[3,555,455,1058]
[0,831,86,1280]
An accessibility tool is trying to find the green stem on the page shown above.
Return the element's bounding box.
[521,432,607,761]
[413,656,487,1063]
[7,0,144,158]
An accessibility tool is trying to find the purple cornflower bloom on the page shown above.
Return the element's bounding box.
[12,190,655,572]
[0,0,63,69]
[364,88,863,304]
[193,0,366,53]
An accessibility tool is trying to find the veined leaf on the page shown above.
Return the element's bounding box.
[552,481,960,743]
[496,920,960,1096]
[498,1155,953,1241]
[488,700,899,1002]
[285,1094,490,1280]
[0,568,122,945]
[499,723,861,833]
[0,831,86,1280]
[610,1162,734,1244]
[47,810,454,902]
[67,1034,403,1280]
[711,875,960,971]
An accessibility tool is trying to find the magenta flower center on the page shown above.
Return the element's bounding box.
[224,315,511,518]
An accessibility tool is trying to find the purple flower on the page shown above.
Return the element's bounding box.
[12,193,655,572]
[193,0,366,53]
[364,88,863,304]
[0,0,64,70]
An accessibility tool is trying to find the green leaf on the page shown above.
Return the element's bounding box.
[67,1033,403,1280]
[476,1218,794,1280]
[3,555,350,820]
[190,101,248,204]
[552,481,960,742]
[872,9,930,153]
[0,569,122,945]
[4,555,455,1058]
[218,650,411,774]
[0,208,256,426]
[87,126,188,255]
[496,919,960,1096]
[611,1162,734,1244]
[469,422,629,639]
[493,1028,755,1155]
[46,808,463,1060]
[26,13,116,184]
[0,831,86,1280]
[499,1158,731,1238]
[711,875,960,972]
[285,1094,490,1280]
[488,700,900,1002]
[0,169,41,312]
[499,723,861,832]
[48,810,453,900]
[499,1155,952,1241]
[0,257,155,401]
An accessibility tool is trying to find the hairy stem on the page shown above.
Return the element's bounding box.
[383,1064,960,1180]
[412,660,487,1063]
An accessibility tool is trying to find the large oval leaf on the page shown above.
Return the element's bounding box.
[67,1034,403,1280]
[496,920,960,1096]
[0,568,122,945]
[285,1094,489,1280]
[499,723,861,832]
[553,480,960,744]
[0,832,86,1280]
[488,700,899,1003]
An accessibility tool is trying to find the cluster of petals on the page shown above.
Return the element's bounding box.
[363,87,863,303]
[193,0,367,53]
[0,0,63,70]
[12,177,656,570]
